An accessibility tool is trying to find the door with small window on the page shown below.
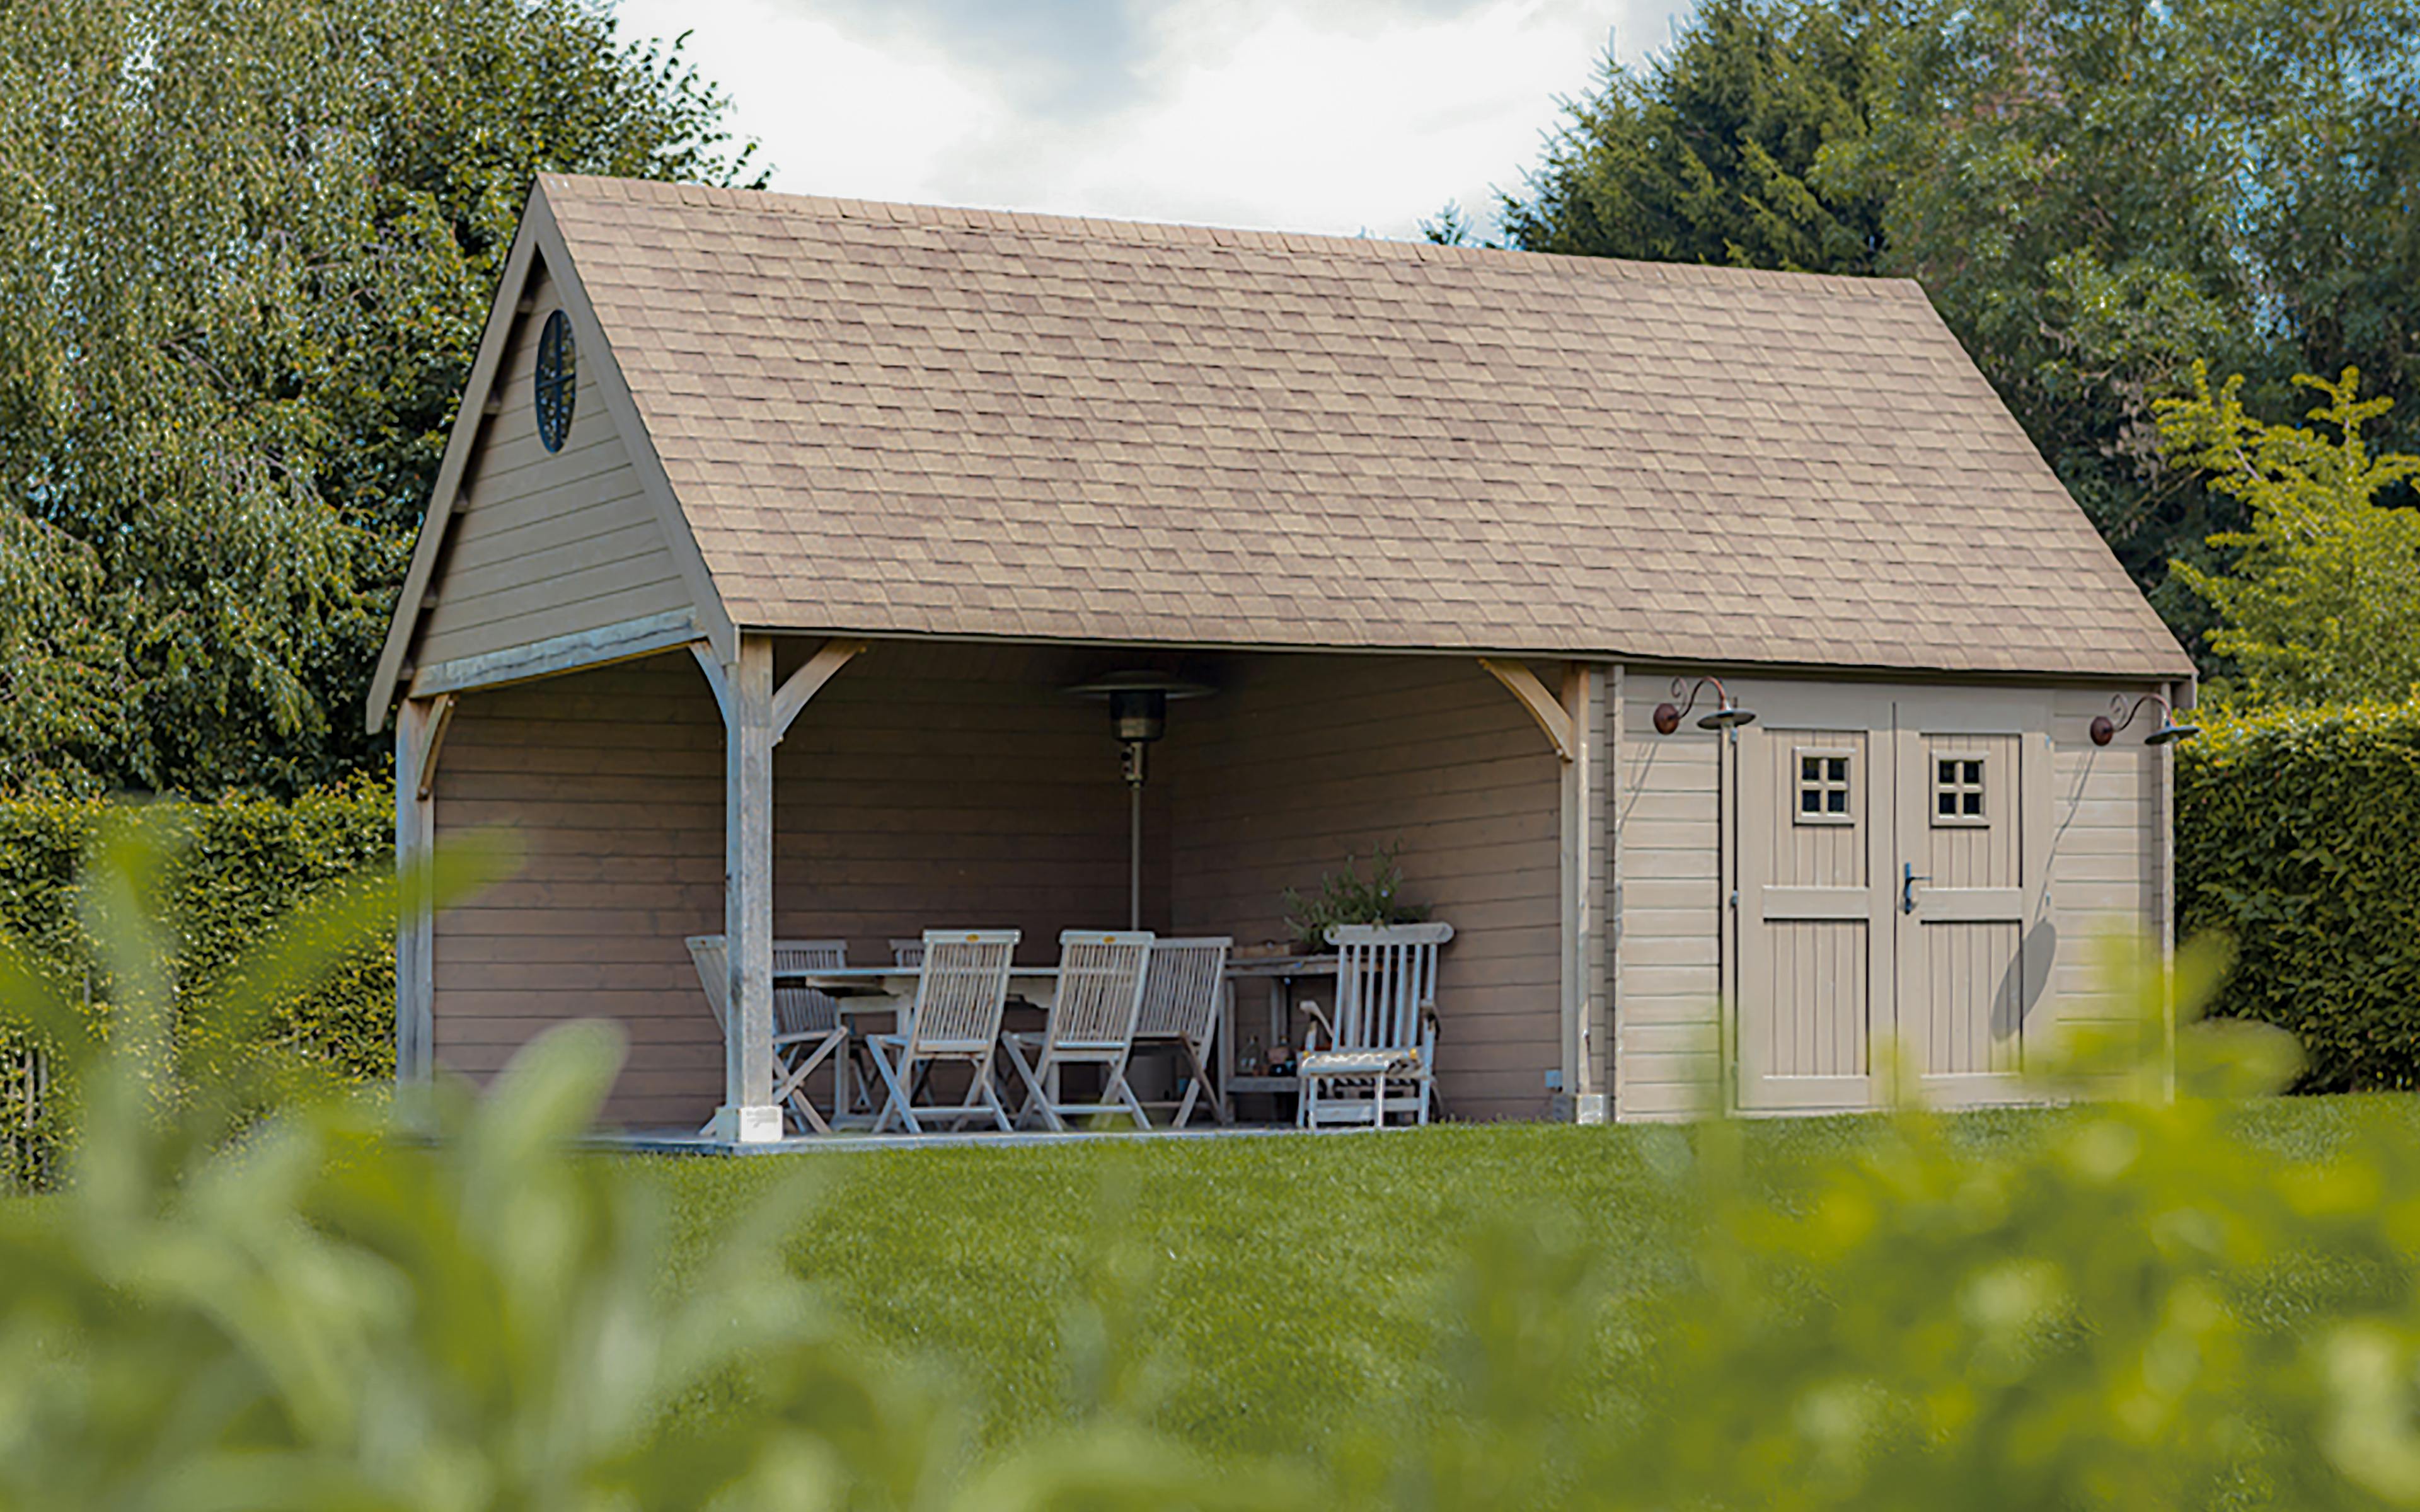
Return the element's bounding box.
[1734,691,1896,1112]
[1891,712,2051,1105]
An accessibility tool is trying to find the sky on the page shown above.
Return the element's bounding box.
[612,0,1693,241]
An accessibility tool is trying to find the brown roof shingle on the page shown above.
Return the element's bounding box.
[539,174,2191,679]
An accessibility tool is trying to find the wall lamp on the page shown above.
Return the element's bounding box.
[2090,692,2200,747]
[1654,675,1758,735]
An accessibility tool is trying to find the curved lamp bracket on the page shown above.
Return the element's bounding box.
[2089,692,2201,747]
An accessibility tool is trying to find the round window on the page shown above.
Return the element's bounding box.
[533,309,576,452]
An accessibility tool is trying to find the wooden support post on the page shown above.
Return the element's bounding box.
[395,696,439,1082]
[710,635,783,1143]
[1564,664,1608,1123]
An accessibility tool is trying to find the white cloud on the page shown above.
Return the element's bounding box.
[615,0,1687,239]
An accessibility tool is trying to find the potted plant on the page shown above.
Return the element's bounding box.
[1278,840,1427,954]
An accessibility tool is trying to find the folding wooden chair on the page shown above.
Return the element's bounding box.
[686,935,855,1135]
[1002,931,1154,1131]
[865,930,1019,1133]
[1298,922,1455,1130]
[771,940,853,1133]
[1131,937,1232,1128]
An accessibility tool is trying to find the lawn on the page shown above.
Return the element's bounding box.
[637,1096,2420,1462]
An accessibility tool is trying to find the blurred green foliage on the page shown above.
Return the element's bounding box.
[0,788,393,1188]
[12,828,2420,1505]
[2179,699,2420,1092]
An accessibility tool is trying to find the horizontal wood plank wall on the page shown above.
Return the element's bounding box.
[415,268,694,670]
[771,640,1156,955]
[1166,655,1564,1121]
[431,652,725,1128]
[2047,686,2161,1028]
[1613,681,1723,1119]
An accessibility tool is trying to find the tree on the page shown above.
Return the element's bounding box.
[2158,365,2420,705]
[1496,0,2420,665]
[0,0,758,797]
[1501,0,1894,275]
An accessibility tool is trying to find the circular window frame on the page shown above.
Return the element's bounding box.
[533,309,576,452]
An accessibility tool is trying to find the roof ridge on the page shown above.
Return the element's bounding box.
[533,173,1922,299]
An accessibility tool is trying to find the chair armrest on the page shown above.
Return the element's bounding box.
[1299,999,1334,1051]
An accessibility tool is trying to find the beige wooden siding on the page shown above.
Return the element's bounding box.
[430,653,725,1128]
[1167,655,1564,1122]
[414,268,694,672]
[1613,680,1724,1119]
[2047,686,2162,1026]
[771,641,1160,951]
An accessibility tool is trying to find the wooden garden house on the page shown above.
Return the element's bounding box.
[368,175,2194,1137]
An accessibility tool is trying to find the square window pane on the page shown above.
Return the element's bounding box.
[1828,789,1848,813]
[1939,792,1956,815]
[1802,756,1821,781]
[1938,759,1956,784]
[1962,760,1983,786]
[1827,758,1848,783]
[1964,791,1983,815]
[1801,789,1821,813]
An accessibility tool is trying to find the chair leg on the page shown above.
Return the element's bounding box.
[973,1051,1014,1133]
[867,1042,920,1135]
[773,1036,840,1136]
[1000,1036,1052,1130]
[1109,1055,1150,1131]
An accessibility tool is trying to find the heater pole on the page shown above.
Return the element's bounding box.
[1122,738,1148,930]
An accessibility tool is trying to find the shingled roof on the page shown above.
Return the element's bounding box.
[488,175,2194,679]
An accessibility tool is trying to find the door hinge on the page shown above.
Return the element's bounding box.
[1729,889,1740,910]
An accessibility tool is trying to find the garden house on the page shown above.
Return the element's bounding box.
[369,175,2194,1138]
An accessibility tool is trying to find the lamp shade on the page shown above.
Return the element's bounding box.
[1067,672,1215,746]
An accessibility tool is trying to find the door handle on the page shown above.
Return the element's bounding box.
[1901,861,1928,915]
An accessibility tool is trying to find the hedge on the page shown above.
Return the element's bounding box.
[2177,698,2420,1091]
[0,786,394,1186]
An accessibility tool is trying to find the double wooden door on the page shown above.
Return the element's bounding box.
[1733,689,2052,1112]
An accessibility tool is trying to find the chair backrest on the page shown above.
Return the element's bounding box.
[889,937,926,969]
[1136,936,1231,1050]
[909,930,1020,1055]
[685,934,730,1031]
[1046,931,1154,1055]
[1325,922,1455,1052]
[773,939,847,1036]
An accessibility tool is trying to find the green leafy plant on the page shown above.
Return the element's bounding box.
[1279,841,1427,953]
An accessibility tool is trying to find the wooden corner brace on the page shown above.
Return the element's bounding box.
[694,638,869,741]
[413,694,457,801]
[1478,658,1574,763]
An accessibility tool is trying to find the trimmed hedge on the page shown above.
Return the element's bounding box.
[0,786,393,1186]
[2178,699,2420,1091]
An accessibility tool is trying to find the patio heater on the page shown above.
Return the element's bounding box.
[1067,672,1215,929]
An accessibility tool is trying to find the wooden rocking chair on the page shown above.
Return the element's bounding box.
[1297,922,1454,1130]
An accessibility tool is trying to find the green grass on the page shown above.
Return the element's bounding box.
[637,1096,2420,1460]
